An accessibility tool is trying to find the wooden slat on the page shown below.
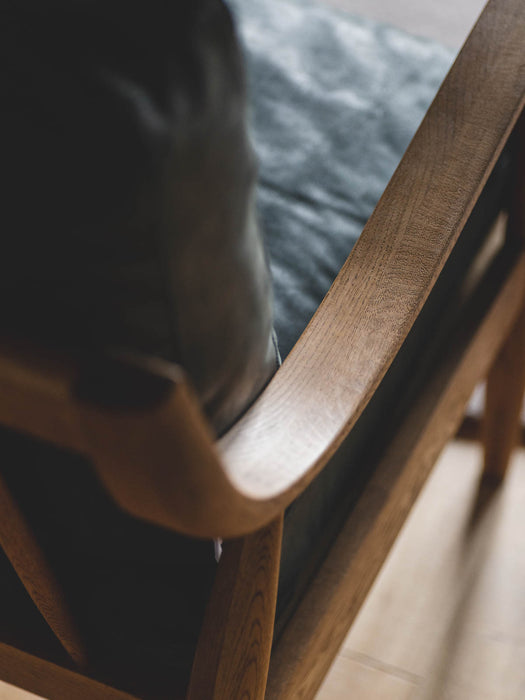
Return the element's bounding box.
[483,113,525,480]
[0,341,84,454]
[188,517,282,700]
[0,0,523,541]
[0,477,88,668]
[266,252,525,699]
[0,643,140,700]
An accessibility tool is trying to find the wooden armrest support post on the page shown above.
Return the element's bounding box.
[482,112,525,481]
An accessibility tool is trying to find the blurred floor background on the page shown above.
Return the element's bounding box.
[316,441,525,699]
[321,0,485,48]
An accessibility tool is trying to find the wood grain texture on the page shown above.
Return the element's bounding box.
[507,112,525,245]
[0,477,87,668]
[483,303,525,481]
[316,654,417,700]
[0,644,139,700]
[188,517,282,700]
[215,0,525,519]
[483,114,525,481]
[0,0,523,540]
[0,340,84,454]
[0,0,522,540]
[266,252,525,699]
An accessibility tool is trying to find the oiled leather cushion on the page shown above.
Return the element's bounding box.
[228,0,454,357]
[1,0,276,434]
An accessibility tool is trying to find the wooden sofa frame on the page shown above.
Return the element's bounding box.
[0,0,524,697]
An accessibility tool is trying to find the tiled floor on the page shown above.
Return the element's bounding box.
[322,0,485,49]
[316,441,525,699]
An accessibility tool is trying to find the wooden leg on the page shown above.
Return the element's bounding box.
[0,643,136,700]
[188,516,283,700]
[482,302,525,482]
[0,475,88,667]
[483,112,525,482]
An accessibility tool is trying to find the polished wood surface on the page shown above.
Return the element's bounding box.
[267,253,525,699]
[0,644,138,700]
[189,517,282,700]
[483,115,525,481]
[483,303,525,481]
[217,0,525,520]
[0,0,523,541]
[0,477,87,668]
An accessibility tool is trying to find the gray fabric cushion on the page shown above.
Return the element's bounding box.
[228,0,454,357]
[1,0,277,434]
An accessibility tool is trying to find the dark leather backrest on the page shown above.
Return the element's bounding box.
[1,0,277,434]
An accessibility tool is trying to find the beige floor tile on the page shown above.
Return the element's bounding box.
[0,682,41,700]
[320,0,486,48]
[341,443,525,699]
[316,654,418,700]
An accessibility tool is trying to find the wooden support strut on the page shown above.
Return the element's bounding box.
[483,112,525,482]
[0,475,88,668]
[188,516,283,700]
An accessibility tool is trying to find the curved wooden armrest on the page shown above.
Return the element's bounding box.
[0,0,523,541]
[216,0,525,522]
[88,0,523,539]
